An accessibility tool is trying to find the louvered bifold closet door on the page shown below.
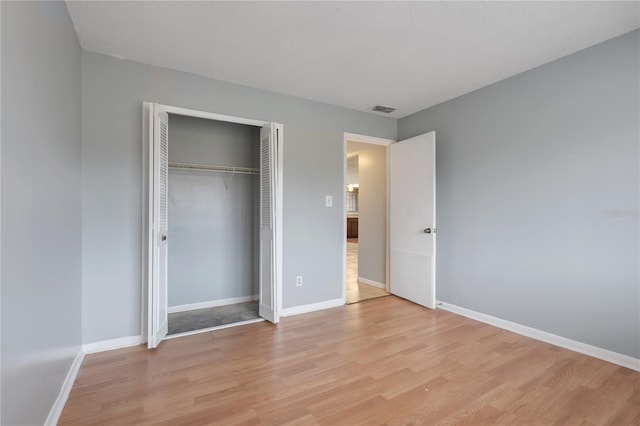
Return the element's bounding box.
[150,107,169,348]
[259,124,278,323]
[159,118,168,241]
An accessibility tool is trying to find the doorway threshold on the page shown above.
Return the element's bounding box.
[346,293,390,305]
[163,318,266,340]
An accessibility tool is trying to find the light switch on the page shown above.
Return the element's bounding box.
[325,195,333,207]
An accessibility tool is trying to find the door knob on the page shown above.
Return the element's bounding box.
[424,228,432,234]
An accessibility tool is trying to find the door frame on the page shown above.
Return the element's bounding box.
[342,132,395,303]
[141,102,284,342]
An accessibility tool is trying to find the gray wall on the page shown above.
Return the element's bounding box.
[399,30,640,358]
[81,51,396,343]
[357,145,387,285]
[1,2,82,424]
[168,115,259,306]
[168,115,259,167]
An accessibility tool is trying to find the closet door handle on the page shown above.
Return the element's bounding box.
[161,235,167,241]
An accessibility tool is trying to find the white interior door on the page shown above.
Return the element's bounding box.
[259,123,282,323]
[148,105,169,348]
[389,132,436,309]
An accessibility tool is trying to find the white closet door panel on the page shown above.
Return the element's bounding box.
[159,118,169,233]
[259,123,279,323]
[149,106,169,348]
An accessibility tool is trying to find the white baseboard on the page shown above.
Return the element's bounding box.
[357,276,386,289]
[437,301,640,372]
[168,294,259,314]
[281,298,345,317]
[45,348,84,426]
[83,335,143,355]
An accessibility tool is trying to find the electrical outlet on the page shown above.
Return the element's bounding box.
[296,276,303,287]
[325,195,333,207]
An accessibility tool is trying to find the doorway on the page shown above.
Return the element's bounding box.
[143,103,283,348]
[344,134,393,304]
[342,131,437,310]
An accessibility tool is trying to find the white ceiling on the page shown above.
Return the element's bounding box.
[66,1,639,118]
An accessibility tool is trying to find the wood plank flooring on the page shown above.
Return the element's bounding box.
[346,240,389,304]
[60,296,640,425]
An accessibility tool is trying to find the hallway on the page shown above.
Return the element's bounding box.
[346,239,389,304]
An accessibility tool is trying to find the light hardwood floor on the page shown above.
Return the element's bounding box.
[60,296,639,425]
[346,240,389,304]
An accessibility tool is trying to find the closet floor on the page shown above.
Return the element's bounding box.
[168,301,259,335]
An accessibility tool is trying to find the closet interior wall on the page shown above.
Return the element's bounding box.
[167,114,260,310]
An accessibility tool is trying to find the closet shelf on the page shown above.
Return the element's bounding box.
[168,162,259,175]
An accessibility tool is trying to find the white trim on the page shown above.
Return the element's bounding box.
[158,104,267,127]
[344,132,394,146]
[164,318,266,340]
[274,122,284,322]
[437,301,640,372]
[432,133,437,304]
[140,102,153,344]
[44,349,84,426]
[82,335,143,355]
[281,298,345,317]
[342,137,348,304]
[385,142,391,293]
[357,276,386,289]
[168,295,259,314]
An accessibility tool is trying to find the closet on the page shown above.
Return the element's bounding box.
[167,115,260,335]
[143,103,283,349]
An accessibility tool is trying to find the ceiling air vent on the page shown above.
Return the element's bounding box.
[371,105,396,114]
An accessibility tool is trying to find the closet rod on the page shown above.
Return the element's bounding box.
[168,162,259,175]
